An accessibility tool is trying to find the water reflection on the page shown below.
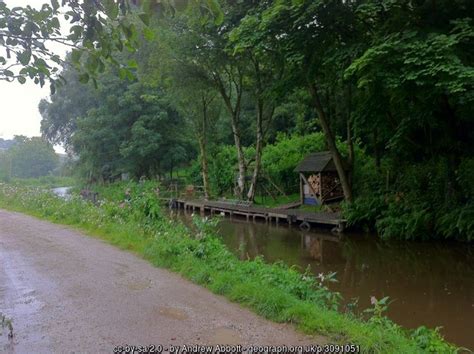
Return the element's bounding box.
[51,187,72,200]
[172,211,474,349]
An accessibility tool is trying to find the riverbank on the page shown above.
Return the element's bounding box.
[178,212,473,349]
[0,183,459,353]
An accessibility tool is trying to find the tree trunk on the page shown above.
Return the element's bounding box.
[247,101,264,201]
[346,84,354,170]
[308,83,353,203]
[213,72,246,198]
[232,117,247,199]
[198,136,210,200]
[197,96,211,200]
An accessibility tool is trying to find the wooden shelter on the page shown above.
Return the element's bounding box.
[295,152,345,205]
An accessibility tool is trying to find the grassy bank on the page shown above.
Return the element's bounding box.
[0,182,458,353]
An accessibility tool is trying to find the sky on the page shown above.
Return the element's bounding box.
[0,0,69,152]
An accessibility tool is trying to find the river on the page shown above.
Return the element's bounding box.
[51,187,72,200]
[172,210,474,349]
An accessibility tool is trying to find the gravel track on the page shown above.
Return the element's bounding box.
[0,209,324,353]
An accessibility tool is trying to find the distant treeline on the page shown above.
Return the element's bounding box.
[0,138,14,150]
[0,136,59,179]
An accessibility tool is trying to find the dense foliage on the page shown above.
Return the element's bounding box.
[0,182,459,353]
[38,0,474,241]
[40,62,191,181]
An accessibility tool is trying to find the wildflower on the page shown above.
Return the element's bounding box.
[370,296,377,305]
[220,212,225,216]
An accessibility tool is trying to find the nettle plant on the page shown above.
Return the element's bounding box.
[364,295,392,325]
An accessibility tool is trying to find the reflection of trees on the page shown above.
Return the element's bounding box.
[247,224,260,257]
[341,237,474,284]
[304,235,323,262]
[233,223,261,260]
[237,224,246,260]
[341,251,356,289]
[302,234,344,265]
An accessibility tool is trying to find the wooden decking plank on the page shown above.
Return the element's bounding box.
[164,198,346,228]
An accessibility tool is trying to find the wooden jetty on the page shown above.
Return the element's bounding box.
[164,198,347,232]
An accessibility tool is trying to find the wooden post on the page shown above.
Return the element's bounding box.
[300,173,304,205]
[319,172,323,204]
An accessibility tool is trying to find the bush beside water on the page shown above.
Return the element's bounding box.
[184,133,473,242]
[0,182,459,353]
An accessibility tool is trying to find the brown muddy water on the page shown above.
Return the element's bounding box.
[172,210,474,349]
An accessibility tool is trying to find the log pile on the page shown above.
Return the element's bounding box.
[307,174,321,195]
[320,172,343,200]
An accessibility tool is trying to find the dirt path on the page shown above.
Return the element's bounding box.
[0,209,324,353]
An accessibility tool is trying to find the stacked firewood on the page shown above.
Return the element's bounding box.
[307,174,321,195]
[321,172,343,199]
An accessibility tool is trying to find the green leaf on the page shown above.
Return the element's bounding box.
[17,76,26,84]
[118,67,127,80]
[207,0,224,25]
[138,13,150,26]
[86,55,99,72]
[51,55,61,64]
[127,59,138,69]
[103,0,119,20]
[51,17,60,29]
[78,73,89,84]
[68,25,83,41]
[17,50,31,65]
[50,0,59,11]
[116,39,124,51]
[143,27,155,41]
[71,49,82,64]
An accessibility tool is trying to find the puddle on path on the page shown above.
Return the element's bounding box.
[209,327,242,345]
[158,307,189,320]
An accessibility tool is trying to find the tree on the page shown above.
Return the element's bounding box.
[240,0,367,202]
[151,2,257,199]
[0,0,150,92]
[230,3,288,200]
[6,136,58,178]
[41,52,191,181]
